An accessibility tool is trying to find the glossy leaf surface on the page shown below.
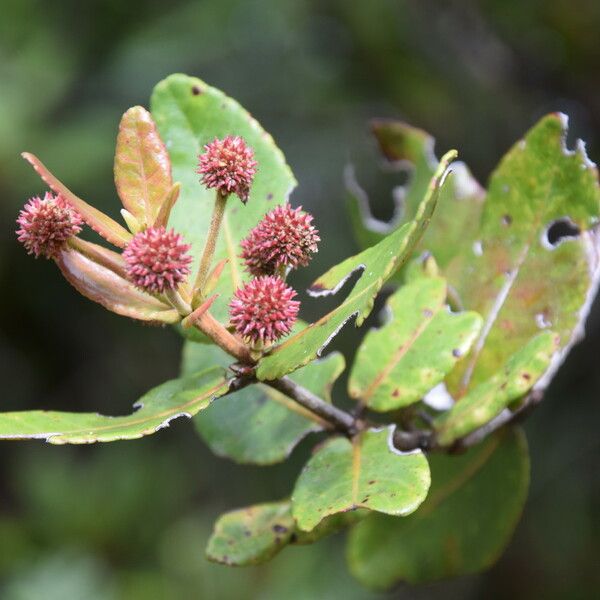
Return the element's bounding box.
[347,429,529,588]
[435,331,558,446]
[292,426,430,532]
[0,368,229,444]
[348,276,482,411]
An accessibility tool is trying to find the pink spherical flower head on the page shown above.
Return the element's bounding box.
[123,226,192,294]
[229,276,300,346]
[16,192,83,258]
[197,135,257,203]
[240,204,320,277]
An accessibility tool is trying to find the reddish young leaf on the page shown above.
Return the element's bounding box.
[55,243,180,323]
[114,106,174,228]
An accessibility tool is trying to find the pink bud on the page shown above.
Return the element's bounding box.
[197,136,257,203]
[123,226,192,294]
[229,276,300,345]
[241,204,320,276]
[16,192,83,258]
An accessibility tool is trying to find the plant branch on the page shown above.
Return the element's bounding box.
[194,190,228,302]
[265,376,360,434]
[193,311,252,364]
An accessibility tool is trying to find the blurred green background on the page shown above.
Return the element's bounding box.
[1,1,599,598]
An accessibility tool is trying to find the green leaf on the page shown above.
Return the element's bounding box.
[347,120,484,270]
[348,276,482,411]
[114,106,173,229]
[257,150,457,381]
[0,368,229,444]
[150,74,297,321]
[435,331,558,446]
[183,341,345,465]
[347,429,529,588]
[291,426,430,532]
[207,501,295,566]
[445,114,600,394]
[206,500,366,566]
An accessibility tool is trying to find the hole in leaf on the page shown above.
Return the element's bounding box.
[544,217,581,248]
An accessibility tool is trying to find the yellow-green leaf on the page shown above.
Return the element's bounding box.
[0,368,229,444]
[291,426,430,532]
[257,150,457,381]
[348,276,482,411]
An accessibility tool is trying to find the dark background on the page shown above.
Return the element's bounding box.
[0,1,598,598]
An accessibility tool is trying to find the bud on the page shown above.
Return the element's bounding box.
[229,276,300,345]
[123,226,192,294]
[16,192,83,258]
[197,135,257,203]
[241,204,319,276]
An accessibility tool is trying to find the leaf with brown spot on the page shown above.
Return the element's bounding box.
[347,429,529,588]
[348,276,482,412]
[207,500,367,566]
[291,426,430,532]
[435,331,558,446]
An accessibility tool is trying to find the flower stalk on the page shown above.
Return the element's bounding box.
[193,189,228,303]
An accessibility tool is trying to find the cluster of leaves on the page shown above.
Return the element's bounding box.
[2,74,599,589]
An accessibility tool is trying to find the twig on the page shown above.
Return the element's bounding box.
[193,311,252,364]
[266,376,360,434]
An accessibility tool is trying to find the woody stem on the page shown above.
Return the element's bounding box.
[193,311,252,364]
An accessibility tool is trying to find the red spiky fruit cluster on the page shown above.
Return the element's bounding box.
[240,204,320,277]
[197,135,257,203]
[229,276,300,345]
[16,192,83,258]
[123,226,192,294]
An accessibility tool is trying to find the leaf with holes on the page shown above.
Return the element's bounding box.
[347,429,529,588]
[207,500,366,566]
[445,114,600,395]
[347,120,484,271]
[435,331,558,446]
[0,368,229,444]
[150,74,297,322]
[257,150,457,381]
[348,276,482,412]
[114,106,174,229]
[291,426,430,532]
[182,343,345,465]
